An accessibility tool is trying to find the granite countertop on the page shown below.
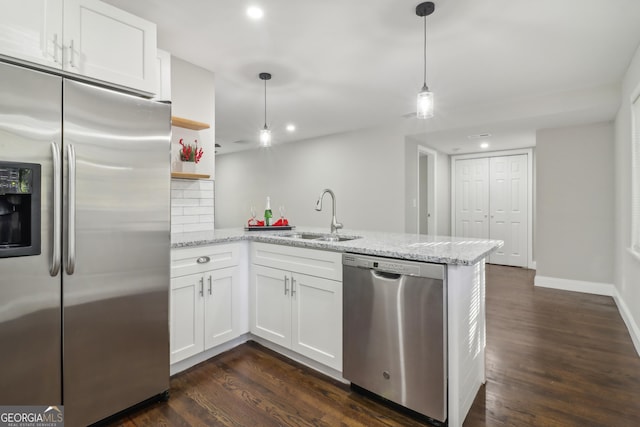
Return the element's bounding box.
[171,226,503,266]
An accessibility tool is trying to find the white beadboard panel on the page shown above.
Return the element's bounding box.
[171,178,215,233]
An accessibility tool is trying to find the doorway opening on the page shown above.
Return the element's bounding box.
[417,145,437,235]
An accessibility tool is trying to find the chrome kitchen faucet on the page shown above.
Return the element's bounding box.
[315,188,343,234]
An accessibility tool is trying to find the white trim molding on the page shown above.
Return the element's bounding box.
[534,275,616,296]
[535,275,640,357]
[613,288,640,358]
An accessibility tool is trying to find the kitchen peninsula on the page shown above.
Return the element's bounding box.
[171,227,502,427]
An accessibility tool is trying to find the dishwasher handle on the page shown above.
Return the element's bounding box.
[372,270,402,280]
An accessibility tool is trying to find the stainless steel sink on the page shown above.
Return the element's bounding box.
[281,232,361,242]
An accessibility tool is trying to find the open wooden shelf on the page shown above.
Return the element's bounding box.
[171,172,211,180]
[171,116,210,130]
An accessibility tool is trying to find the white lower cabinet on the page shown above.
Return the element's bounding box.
[250,243,343,371]
[170,243,246,364]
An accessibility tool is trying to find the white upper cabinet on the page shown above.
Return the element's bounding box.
[64,0,157,93]
[0,0,63,69]
[0,0,157,95]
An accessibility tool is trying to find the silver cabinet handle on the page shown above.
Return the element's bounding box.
[69,39,75,68]
[199,277,204,297]
[208,275,212,295]
[65,144,76,275]
[52,34,60,65]
[284,276,289,295]
[197,256,210,264]
[291,277,296,297]
[50,141,61,276]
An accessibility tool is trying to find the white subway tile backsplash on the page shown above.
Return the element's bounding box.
[200,181,214,191]
[183,222,214,232]
[172,198,200,207]
[184,206,213,216]
[171,178,214,234]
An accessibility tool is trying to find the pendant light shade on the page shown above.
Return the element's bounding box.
[259,125,271,147]
[416,2,435,119]
[259,72,272,147]
[417,85,434,119]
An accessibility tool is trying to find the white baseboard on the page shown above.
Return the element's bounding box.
[534,275,640,357]
[534,275,615,296]
[612,288,640,358]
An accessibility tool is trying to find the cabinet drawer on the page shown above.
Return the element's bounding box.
[171,243,240,278]
[251,242,342,281]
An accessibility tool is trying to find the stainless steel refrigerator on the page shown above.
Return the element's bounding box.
[0,61,170,426]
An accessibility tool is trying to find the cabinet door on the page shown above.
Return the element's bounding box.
[170,273,205,364]
[291,273,342,371]
[63,0,157,93]
[204,267,240,349]
[0,0,63,69]
[250,265,291,348]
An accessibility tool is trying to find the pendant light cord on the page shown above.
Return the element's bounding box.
[264,79,267,127]
[423,15,427,87]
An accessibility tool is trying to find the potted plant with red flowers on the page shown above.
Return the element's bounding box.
[178,138,204,172]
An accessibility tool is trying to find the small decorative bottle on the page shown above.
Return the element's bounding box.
[264,196,273,226]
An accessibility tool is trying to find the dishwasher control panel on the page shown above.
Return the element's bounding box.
[343,253,444,279]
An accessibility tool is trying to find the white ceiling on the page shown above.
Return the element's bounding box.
[104,0,640,155]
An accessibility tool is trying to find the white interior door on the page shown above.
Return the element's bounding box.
[489,155,528,266]
[455,158,489,238]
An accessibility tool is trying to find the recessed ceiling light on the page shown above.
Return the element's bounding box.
[247,6,264,20]
[480,142,489,149]
[286,124,296,132]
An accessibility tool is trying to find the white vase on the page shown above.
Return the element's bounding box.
[180,161,196,173]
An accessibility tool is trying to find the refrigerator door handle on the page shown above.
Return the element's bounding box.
[50,141,61,276]
[66,143,76,275]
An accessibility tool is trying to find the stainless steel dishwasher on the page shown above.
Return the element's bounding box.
[342,253,447,423]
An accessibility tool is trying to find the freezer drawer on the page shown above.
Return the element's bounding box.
[343,253,447,422]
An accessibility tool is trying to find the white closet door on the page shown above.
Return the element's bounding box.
[455,158,489,239]
[489,155,527,266]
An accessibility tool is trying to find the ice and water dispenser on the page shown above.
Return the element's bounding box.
[0,162,41,258]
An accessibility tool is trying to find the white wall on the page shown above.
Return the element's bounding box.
[614,43,640,354]
[170,56,215,178]
[536,122,615,284]
[169,56,216,234]
[404,137,451,236]
[215,123,407,232]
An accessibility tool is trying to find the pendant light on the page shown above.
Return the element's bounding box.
[259,72,272,147]
[416,2,435,119]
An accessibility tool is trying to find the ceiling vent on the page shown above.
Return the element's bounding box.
[467,133,492,139]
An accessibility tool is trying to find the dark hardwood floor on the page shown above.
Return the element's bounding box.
[104,265,640,426]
